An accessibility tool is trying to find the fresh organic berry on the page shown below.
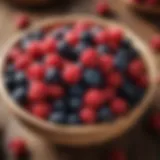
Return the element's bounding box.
[80,48,98,67]
[49,111,66,124]
[48,85,65,99]
[68,84,85,97]
[6,64,15,76]
[84,89,104,109]
[45,68,60,84]
[12,87,27,104]
[80,31,94,45]
[62,64,82,84]
[111,98,128,116]
[67,114,80,124]
[31,103,50,119]
[96,1,110,16]
[80,108,96,124]
[97,44,110,55]
[65,31,79,46]
[103,87,116,102]
[14,72,27,86]
[15,14,30,29]
[5,76,15,91]
[98,107,113,122]
[28,82,47,101]
[150,34,160,51]
[27,63,45,80]
[45,54,63,69]
[74,42,89,56]
[83,68,103,87]
[108,71,123,88]
[74,21,92,33]
[94,30,110,44]
[53,99,66,111]
[8,48,22,62]
[9,138,27,157]
[68,97,82,111]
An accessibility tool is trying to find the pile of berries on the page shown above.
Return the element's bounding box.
[131,0,159,6]
[4,20,148,125]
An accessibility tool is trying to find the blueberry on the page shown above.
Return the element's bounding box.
[5,64,15,76]
[97,45,110,55]
[68,97,81,111]
[49,112,66,124]
[14,72,27,86]
[80,31,94,45]
[83,69,103,87]
[67,114,80,124]
[68,84,85,97]
[53,99,66,111]
[120,39,132,49]
[5,77,15,91]
[12,87,27,104]
[98,107,113,122]
[45,68,60,84]
[74,43,89,56]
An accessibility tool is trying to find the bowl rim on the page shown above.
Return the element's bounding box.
[0,14,158,136]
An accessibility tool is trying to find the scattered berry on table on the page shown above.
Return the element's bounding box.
[5,21,148,125]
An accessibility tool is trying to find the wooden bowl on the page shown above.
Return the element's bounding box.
[123,0,160,14]
[0,15,158,146]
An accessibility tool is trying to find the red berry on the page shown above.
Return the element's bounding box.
[80,48,98,67]
[28,82,47,101]
[103,87,116,102]
[136,74,148,88]
[48,85,65,99]
[94,30,110,44]
[65,31,79,46]
[108,72,123,88]
[80,108,96,124]
[84,89,104,109]
[41,37,57,53]
[27,63,45,80]
[62,64,82,84]
[9,138,26,157]
[111,98,128,116]
[128,59,145,78]
[27,41,42,58]
[15,14,30,29]
[108,150,127,160]
[149,112,160,133]
[45,54,63,69]
[96,1,110,16]
[150,35,160,51]
[31,103,50,119]
[8,48,22,62]
[99,55,114,73]
[15,55,31,70]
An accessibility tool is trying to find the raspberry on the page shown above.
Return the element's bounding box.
[48,85,65,99]
[28,82,47,101]
[9,138,27,157]
[80,48,98,67]
[41,37,57,53]
[62,64,82,84]
[65,31,79,46]
[94,30,110,44]
[149,112,160,133]
[45,54,63,69]
[27,41,42,58]
[15,55,31,70]
[84,89,104,109]
[96,1,110,16]
[128,59,145,78]
[31,103,50,119]
[8,48,22,62]
[99,55,114,73]
[103,87,116,102]
[27,63,45,80]
[150,35,160,51]
[111,98,128,116]
[80,108,96,124]
[15,14,30,29]
[108,72,123,88]
[108,149,127,160]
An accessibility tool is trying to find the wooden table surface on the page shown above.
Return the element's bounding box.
[0,0,160,159]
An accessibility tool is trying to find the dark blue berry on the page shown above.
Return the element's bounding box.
[120,39,132,49]
[80,31,94,45]
[83,69,103,87]
[49,112,66,124]
[67,114,80,124]
[12,87,27,104]
[5,77,15,91]
[97,45,110,55]
[74,43,89,56]
[68,84,85,97]
[45,68,60,84]
[14,72,27,86]
[53,99,66,111]
[68,97,81,111]
[98,107,113,122]
[6,64,15,76]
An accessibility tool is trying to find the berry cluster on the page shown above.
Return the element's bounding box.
[131,0,159,6]
[5,21,148,125]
